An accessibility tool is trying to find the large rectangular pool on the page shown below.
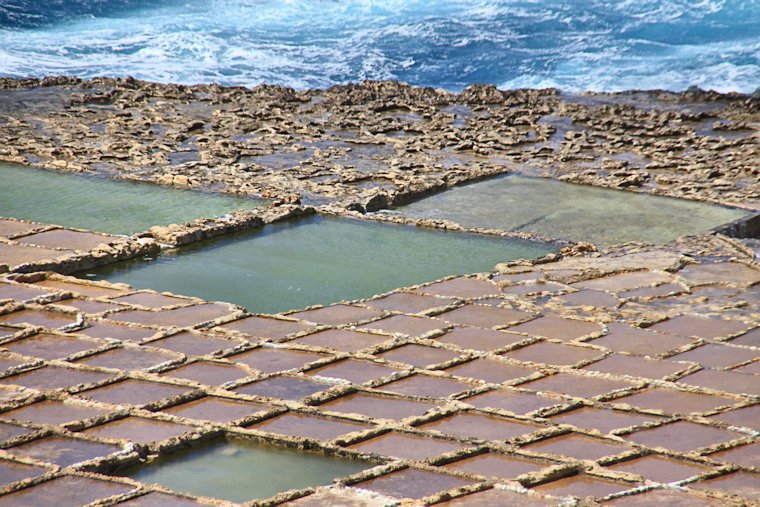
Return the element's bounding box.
[0,162,262,235]
[398,174,749,247]
[81,215,555,313]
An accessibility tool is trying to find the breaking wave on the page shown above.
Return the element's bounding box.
[0,0,757,92]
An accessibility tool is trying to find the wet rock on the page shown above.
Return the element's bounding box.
[363,192,389,213]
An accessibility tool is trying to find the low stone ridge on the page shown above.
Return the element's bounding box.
[0,218,159,275]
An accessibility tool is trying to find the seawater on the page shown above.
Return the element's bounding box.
[0,162,261,235]
[0,0,757,93]
[122,437,370,503]
[81,215,555,313]
[398,174,749,247]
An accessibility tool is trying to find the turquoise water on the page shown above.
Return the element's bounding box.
[0,1,757,93]
[122,437,370,502]
[81,215,555,313]
[0,162,261,235]
[399,175,749,247]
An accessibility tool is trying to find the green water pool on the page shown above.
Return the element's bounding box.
[81,215,555,313]
[121,437,371,503]
[398,174,749,247]
[0,162,262,235]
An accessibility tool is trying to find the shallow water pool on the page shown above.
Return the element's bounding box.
[398,175,748,247]
[81,215,555,313]
[120,437,370,503]
[0,162,261,235]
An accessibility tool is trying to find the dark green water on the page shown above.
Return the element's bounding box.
[81,216,555,313]
[121,437,370,502]
[0,162,262,235]
[399,174,749,247]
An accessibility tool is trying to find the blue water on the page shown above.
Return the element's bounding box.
[0,1,758,93]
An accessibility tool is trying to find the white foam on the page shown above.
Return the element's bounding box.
[0,0,757,93]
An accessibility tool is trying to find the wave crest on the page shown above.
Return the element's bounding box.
[0,0,758,92]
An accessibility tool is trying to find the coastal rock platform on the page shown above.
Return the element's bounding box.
[0,79,757,505]
[0,78,757,214]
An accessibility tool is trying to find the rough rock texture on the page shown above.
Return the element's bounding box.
[144,205,315,247]
[0,218,159,275]
[0,78,756,214]
[0,78,756,506]
[0,232,755,506]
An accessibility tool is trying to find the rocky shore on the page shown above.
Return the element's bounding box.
[0,77,757,506]
[0,77,757,215]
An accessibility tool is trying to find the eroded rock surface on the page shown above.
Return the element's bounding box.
[0,78,757,213]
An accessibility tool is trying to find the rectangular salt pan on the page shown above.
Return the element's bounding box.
[120,437,370,503]
[80,216,555,313]
[398,175,749,247]
[0,162,262,235]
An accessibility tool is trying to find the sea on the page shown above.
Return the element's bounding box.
[0,0,758,93]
